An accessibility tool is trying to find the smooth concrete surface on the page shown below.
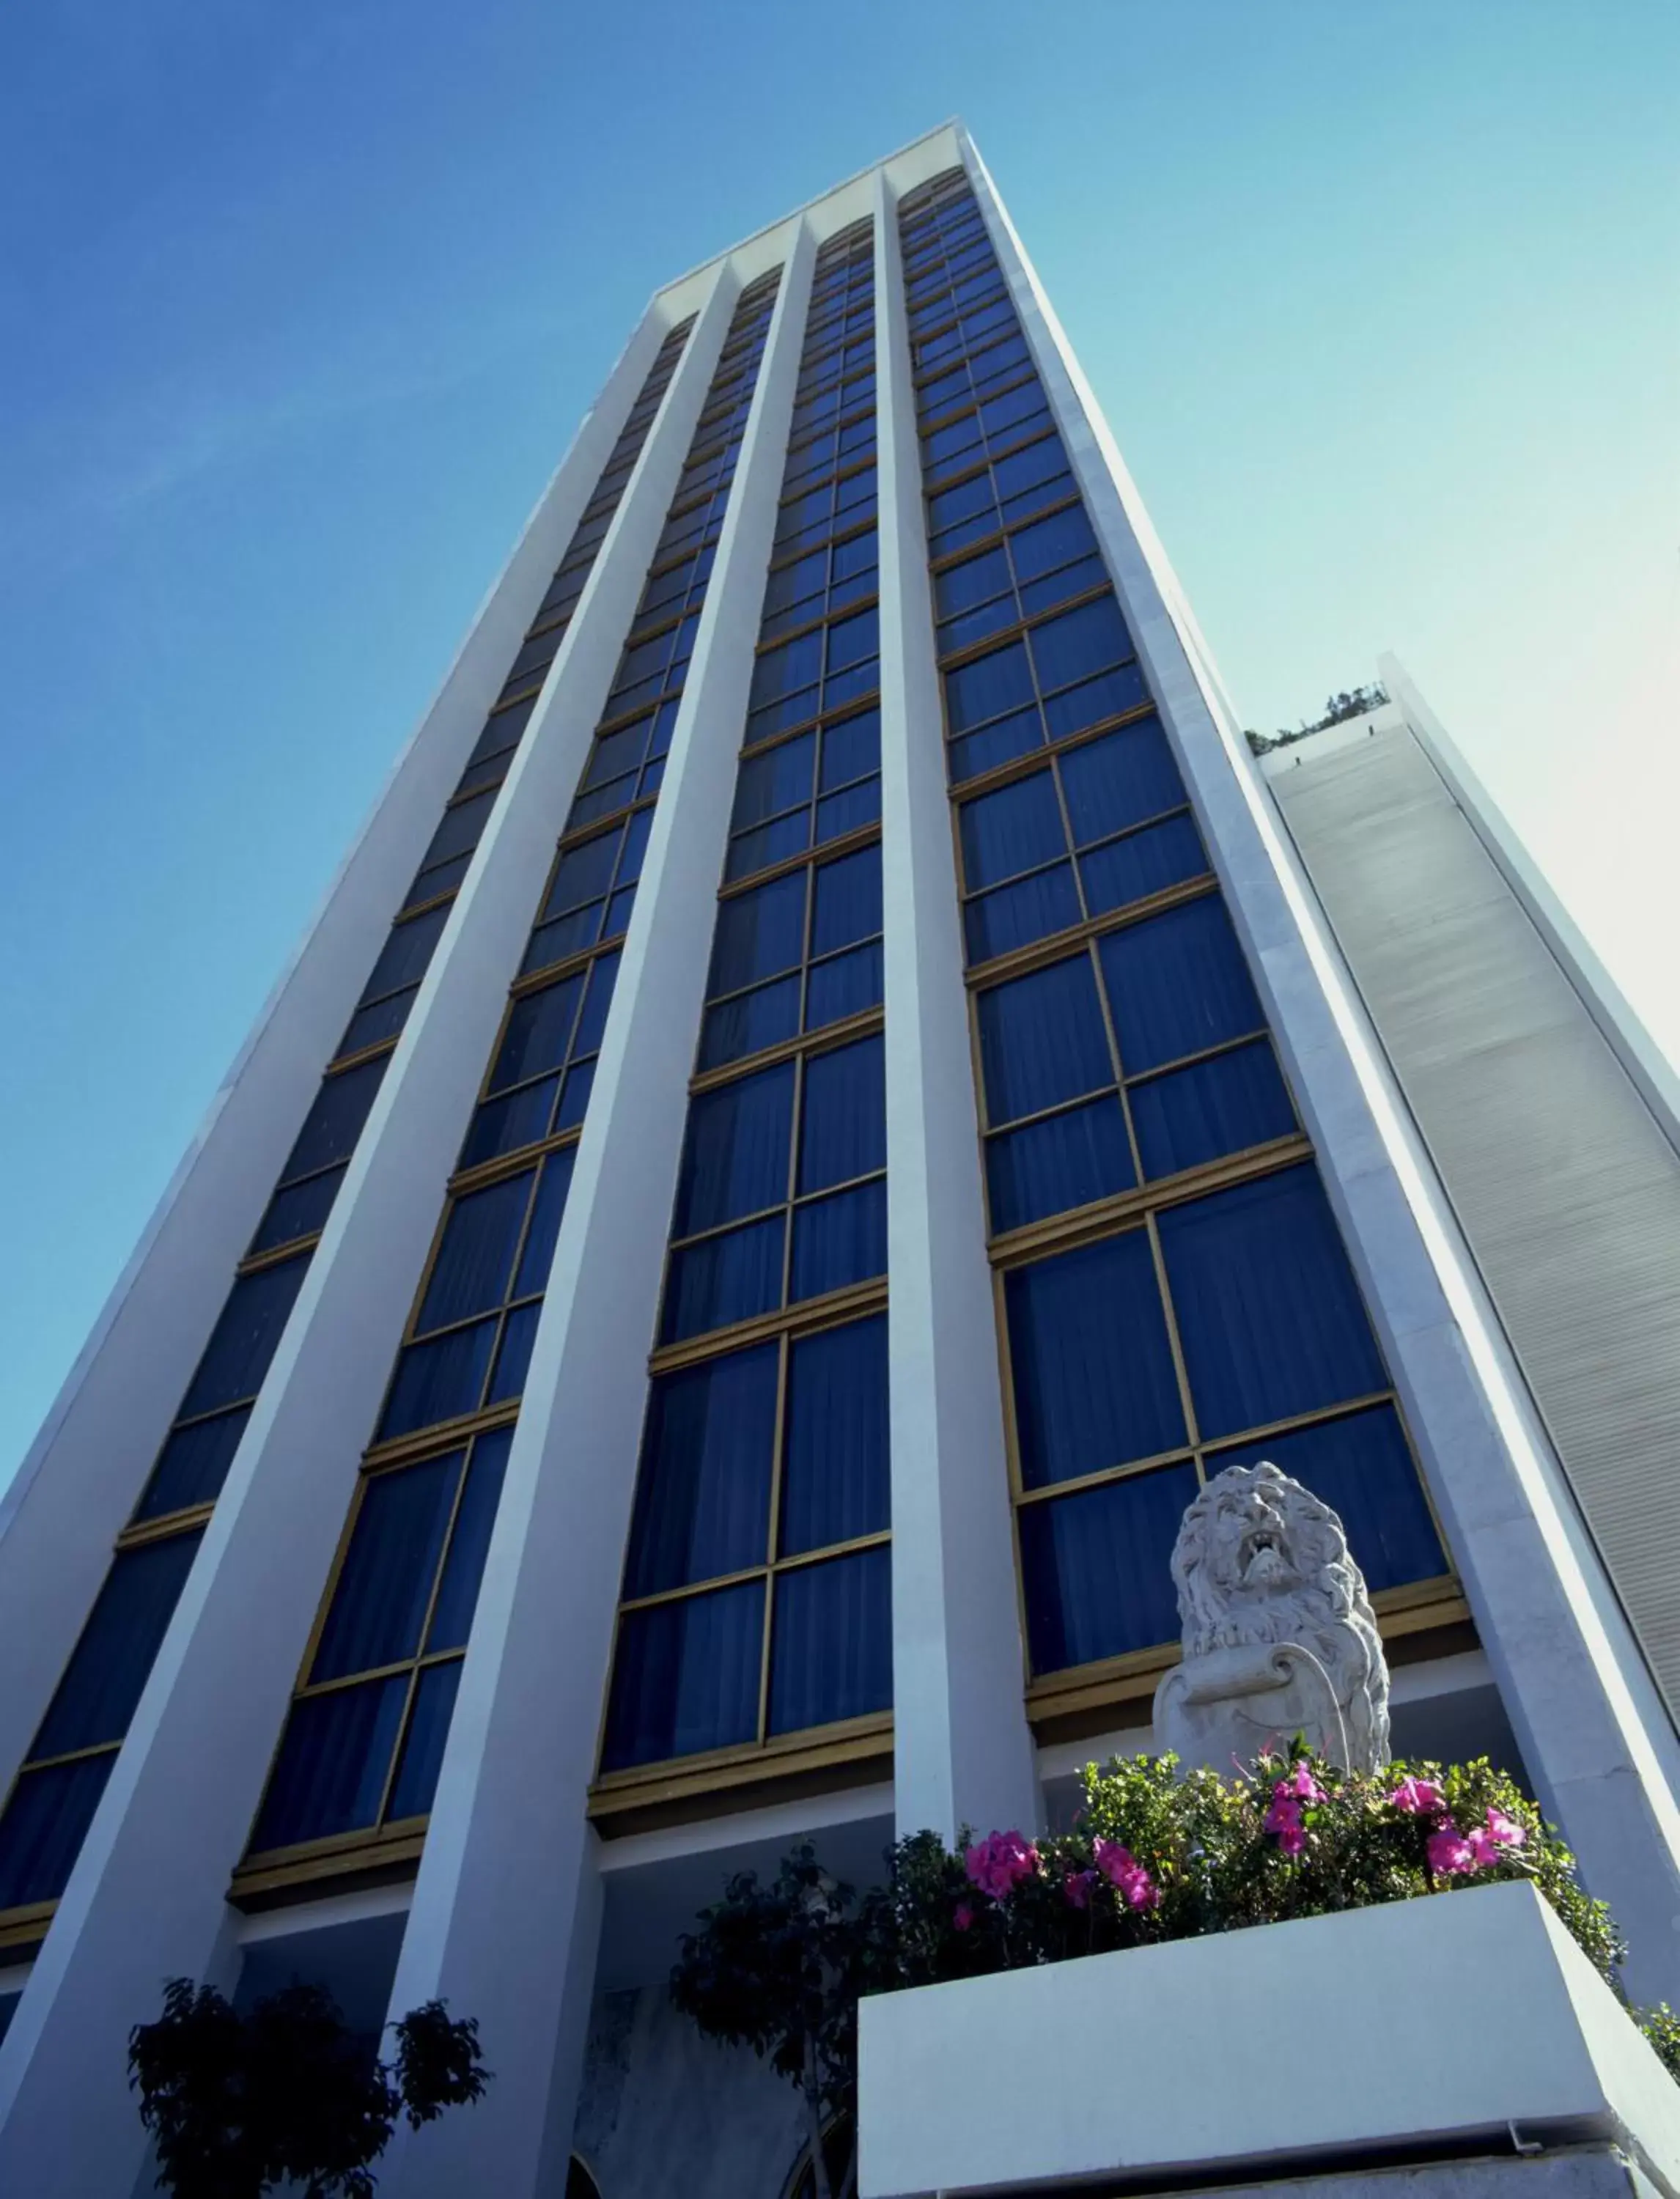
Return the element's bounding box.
[857,1881,1680,2199]
[874,164,1039,1849]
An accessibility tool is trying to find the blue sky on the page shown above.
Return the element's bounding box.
[1,0,1676,1482]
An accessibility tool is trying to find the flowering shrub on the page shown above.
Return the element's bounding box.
[886,1748,1625,1994]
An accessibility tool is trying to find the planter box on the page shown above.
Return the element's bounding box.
[857,1879,1680,2198]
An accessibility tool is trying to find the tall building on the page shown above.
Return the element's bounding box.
[1,120,1679,2198]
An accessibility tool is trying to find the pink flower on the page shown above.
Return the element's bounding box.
[1388,1777,1445,1817]
[1282,1763,1325,1803]
[1275,1819,1306,1858]
[953,1903,974,1932]
[1092,1838,1159,1908]
[963,1830,1040,1901]
[1063,1868,1095,1909]
[1464,1825,1500,1869]
[1091,1837,1135,1886]
[1119,1863,1162,1910]
[1426,1824,1476,1876]
[1463,1808,1526,1871]
[1485,1807,1526,1851]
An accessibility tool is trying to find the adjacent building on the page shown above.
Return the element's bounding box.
[1,120,1678,2198]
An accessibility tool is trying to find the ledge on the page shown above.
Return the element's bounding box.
[857,1879,1680,2198]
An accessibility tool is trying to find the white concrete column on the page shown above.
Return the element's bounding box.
[874,168,1039,1847]
[0,307,667,1802]
[0,276,734,2194]
[374,222,816,2199]
[958,128,1680,1997]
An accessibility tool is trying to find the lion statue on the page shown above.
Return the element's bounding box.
[1150,1461,1390,1775]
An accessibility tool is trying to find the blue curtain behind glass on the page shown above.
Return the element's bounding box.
[798,1036,885,1193]
[965,864,1081,964]
[603,1581,765,1769]
[138,1408,251,1520]
[380,1319,498,1440]
[811,844,882,955]
[514,1149,575,1298]
[944,637,1034,732]
[418,1173,533,1333]
[253,1674,408,1849]
[674,1065,795,1236]
[491,973,584,1091]
[312,1454,461,1682]
[1026,594,1130,691]
[806,941,883,1029]
[1096,896,1261,1074]
[768,1547,891,1734]
[386,1661,462,1822]
[1057,718,1185,845]
[1158,1165,1388,1440]
[1019,1462,1197,1672]
[978,954,1112,1124]
[1006,1231,1185,1487]
[710,872,808,996]
[428,1426,514,1650]
[1080,816,1208,918]
[625,1344,778,1596]
[180,1254,309,1418]
[1130,1039,1295,1180]
[958,771,1065,889]
[1206,1405,1443,1592]
[32,1531,205,1758]
[781,1316,890,1554]
[662,1216,786,1343]
[791,1181,885,1301]
[987,1096,1133,1231]
[0,1756,116,1910]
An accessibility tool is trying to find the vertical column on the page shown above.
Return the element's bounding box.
[874,168,1039,1846]
[375,226,815,2199]
[958,129,1680,1998]
[0,312,667,1801]
[0,279,732,2195]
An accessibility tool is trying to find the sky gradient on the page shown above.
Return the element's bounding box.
[1,0,1676,1482]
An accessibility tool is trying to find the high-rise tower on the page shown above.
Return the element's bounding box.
[3,122,1679,2198]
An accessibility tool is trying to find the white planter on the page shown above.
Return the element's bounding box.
[857,1879,1680,2198]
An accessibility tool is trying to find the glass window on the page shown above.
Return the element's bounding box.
[179,1255,310,1421]
[30,1531,205,1760]
[1097,898,1263,1074]
[1018,1463,1198,1673]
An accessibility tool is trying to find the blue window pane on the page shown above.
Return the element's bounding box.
[814,778,880,844]
[798,1036,885,1193]
[674,1065,795,1237]
[486,1301,541,1405]
[940,597,1018,655]
[963,862,1081,964]
[728,811,811,883]
[662,1217,786,1344]
[603,1581,765,1769]
[337,988,415,1058]
[601,886,637,941]
[827,606,878,674]
[733,733,816,828]
[490,975,583,1091]
[1205,1407,1444,1596]
[252,1676,408,1850]
[1027,594,1131,693]
[427,1426,514,1651]
[626,1344,779,1596]
[806,942,883,1031]
[1058,718,1185,846]
[545,830,622,919]
[572,949,621,1056]
[1080,814,1208,916]
[522,903,603,978]
[987,1097,1134,1232]
[1005,1231,1186,1487]
[1018,1464,1198,1673]
[312,1455,462,1682]
[768,1548,892,1735]
[0,1756,114,1909]
[958,770,1066,890]
[944,638,1034,734]
[790,1180,887,1303]
[250,1165,346,1255]
[616,805,654,887]
[1042,663,1149,741]
[1009,503,1098,582]
[819,707,880,789]
[554,1061,594,1132]
[386,1660,461,1822]
[281,1056,389,1182]
[1157,1165,1388,1440]
[513,1149,575,1298]
[179,1256,309,1420]
[935,545,1009,617]
[976,953,1112,1124]
[948,705,1044,783]
[750,631,823,712]
[33,1532,205,1758]
[810,843,883,957]
[710,873,808,997]
[136,1405,251,1520]
[418,1173,533,1333]
[379,1319,498,1441]
[781,1316,890,1556]
[1132,1039,1295,1179]
[1018,553,1106,620]
[1097,896,1262,1074]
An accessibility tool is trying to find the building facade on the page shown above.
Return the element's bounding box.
[1,121,1679,2198]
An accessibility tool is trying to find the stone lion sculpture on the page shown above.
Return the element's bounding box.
[1151,1461,1390,1775]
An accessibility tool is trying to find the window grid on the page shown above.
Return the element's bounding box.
[597,1304,891,1785]
[234,275,783,1887]
[898,166,1453,1704]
